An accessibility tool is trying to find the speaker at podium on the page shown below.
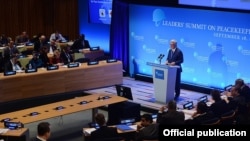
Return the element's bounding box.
[147,62,179,104]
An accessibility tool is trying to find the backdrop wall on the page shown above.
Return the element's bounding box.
[129,4,250,89]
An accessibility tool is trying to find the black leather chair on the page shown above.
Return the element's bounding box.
[94,55,111,61]
[220,110,236,125]
[107,101,141,125]
[74,57,90,63]
[201,117,221,125]
[93,137,125,141]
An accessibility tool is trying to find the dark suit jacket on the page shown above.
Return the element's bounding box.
[90,126,119,141]
[60,51,74,65]
[71,39,90,53]
[239,85,250,102]
[167,47,184,71]
[3,47,19,60]
[135,124,159,141]
[34,40,48,52]
[209,100,232,117]
[157,110,185,125]
[31,137,43,141]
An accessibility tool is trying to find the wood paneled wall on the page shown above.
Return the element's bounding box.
[0,0,79,41]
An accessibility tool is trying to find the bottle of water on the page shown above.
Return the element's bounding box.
[29,63,32,69]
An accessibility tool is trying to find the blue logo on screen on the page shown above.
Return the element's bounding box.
[155,69,164,80]
[152,9,165,27]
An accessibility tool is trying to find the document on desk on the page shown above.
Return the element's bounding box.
[129,125,137,130]
[83,128,96,135]
[116,125,134,131]
[0,128,9,134]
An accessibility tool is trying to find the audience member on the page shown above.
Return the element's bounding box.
[235,78,250,102]
[51,49,63,65]
[15,31,29,45]
[50,31,66,42]
[26,51,43,69]
[135,113,159,141]
[71,34,90,53]
[157,100,185,125]
[227,86,248,124]
[39,46,50,67]
[2,40,20,62]
[0,34,9,46]
[90,113,120,141]
[209,89,232,118]
[4,55,23,72]
[185,101,216,125]
[33,122,51,141]
[48,40,59,54]
[60,45,74,65]
[34,35,48,52]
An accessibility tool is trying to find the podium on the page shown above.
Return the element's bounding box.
[147,62,178,103]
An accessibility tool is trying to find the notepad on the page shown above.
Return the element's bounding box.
[84,128,96,135]
[116,125,133,131]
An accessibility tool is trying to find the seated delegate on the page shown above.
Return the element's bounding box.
[71,34,90,53]
[26,52,43,69]
[90,113,121,141]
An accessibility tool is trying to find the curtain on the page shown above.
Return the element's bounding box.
[110,0,129,74]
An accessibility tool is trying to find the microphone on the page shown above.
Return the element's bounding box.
[160,54,165,60]
[157,54,162,60]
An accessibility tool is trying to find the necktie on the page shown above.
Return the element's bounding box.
[171,50,174,58]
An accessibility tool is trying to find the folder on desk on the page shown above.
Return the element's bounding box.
[116,124,133,131]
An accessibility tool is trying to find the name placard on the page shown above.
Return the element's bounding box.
[183,101,194,110]
[67,63,79,68]
[106,59,117,63]
[4,71,16,76]
[90,46,100,51]
[87,61,99,66]
[47,65,59,71]
[25,68,37,73]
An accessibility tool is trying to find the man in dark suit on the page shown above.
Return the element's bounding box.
[71,34,90,53]
[235,78,250,102]
[157,100,185,125]
[166,39,184,101]
[91,113,120,141]
[135,114,159,141]
[34,35,48,52]
[2,40,20,64]
[60,45,74,65]
[33,122,51,141]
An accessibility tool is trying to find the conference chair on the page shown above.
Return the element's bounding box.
[74,57,90,63]
[201,117,221,125]
[220,110,236,125]
[93,137,125,141]
[94,55,111,61]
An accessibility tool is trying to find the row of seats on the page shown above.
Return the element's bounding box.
[202,110,236,125]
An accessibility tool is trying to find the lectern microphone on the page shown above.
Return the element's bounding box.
[159,54,165,60]
[157,54,165,64]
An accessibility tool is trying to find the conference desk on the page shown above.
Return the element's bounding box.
[74,48,105,61]
[0,45,34,54]
[0,94,127,125]
[83,124,137,141]
[0,60,123,103]
[0,128,29,141]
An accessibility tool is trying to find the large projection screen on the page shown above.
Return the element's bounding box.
[129,4,250,89]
